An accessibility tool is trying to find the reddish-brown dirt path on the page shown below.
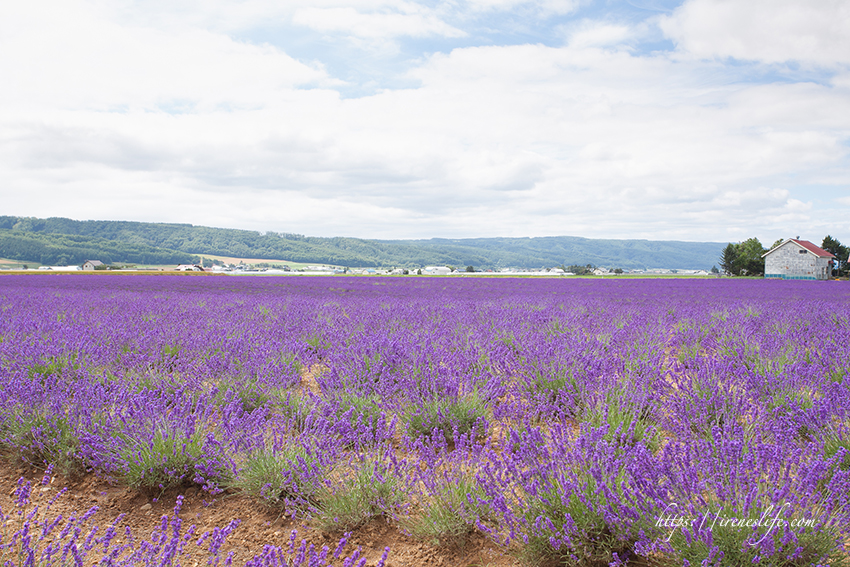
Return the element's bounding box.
[0,459,520,567]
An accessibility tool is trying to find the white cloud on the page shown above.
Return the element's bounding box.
[660,0,850,65]
[0,2,332,113]
[292,5,465,39]
[0,1,848,242]
[567,21,636,48]
[89,0,436,32]
[465,0,584,15]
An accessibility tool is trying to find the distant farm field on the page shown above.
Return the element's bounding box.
[0,275,848,566]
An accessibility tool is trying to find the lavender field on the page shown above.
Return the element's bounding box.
[1,274,849,566]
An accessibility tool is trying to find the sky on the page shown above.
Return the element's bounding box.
[1,0,849,244]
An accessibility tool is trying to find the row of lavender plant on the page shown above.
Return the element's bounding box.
[0,467,380,566]
[0,275,848,565]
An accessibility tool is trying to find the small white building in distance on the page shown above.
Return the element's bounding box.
[39,265,82,271]
[762,239,835,281]
[82,260,103,270]
[423,266,451,275]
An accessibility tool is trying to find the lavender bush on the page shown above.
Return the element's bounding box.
[0,469,374,566]
[1,275,848,565]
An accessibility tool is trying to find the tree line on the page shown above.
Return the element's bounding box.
[0,230,198,266]
[0,216,726,270]
[719,236,849,277]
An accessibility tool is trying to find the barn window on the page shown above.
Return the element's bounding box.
[799,250,806,254]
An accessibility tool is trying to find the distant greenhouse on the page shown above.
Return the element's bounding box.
[423,266,451,275]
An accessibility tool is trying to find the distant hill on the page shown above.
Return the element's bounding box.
[0,228,198,266]
[0,216,725,270]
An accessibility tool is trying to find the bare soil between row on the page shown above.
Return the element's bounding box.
[0,458,520,567]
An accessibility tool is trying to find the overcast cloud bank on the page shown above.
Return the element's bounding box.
[1,0,848,242]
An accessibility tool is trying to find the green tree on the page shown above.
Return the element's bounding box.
[465,265,475,272]
[719,243,738,275]
[822,235,849,277]
[719,238,765,276]
[737,238,766,276]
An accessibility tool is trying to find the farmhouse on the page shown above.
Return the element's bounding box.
[762,239,834,280]
[82,260,103,270]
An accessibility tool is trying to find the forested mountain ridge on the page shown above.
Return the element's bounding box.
[0,216,725,270]
[0,228,198,266]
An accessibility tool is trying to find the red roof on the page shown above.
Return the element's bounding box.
[791,239,835,258]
